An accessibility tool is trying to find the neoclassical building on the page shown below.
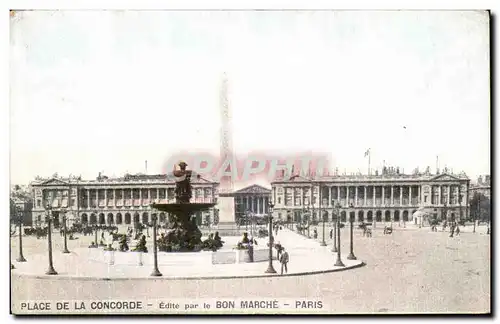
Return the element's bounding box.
[271,172,470,224]
[30,173,219,228]
[219,184,272,223]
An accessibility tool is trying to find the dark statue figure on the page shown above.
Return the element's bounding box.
[133,235,148,253]
[150,162,218,252]
[173,161,193,203]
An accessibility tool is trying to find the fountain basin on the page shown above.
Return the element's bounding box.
[150,203,215,214]
[84,246,276,266]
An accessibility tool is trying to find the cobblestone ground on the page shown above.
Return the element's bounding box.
[10,225,490,314]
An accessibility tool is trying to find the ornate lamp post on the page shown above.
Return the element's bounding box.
[304,201,310,238]
[331,200,339,252]
[320,209,327,246]
[334,204,345,267]
[265,202,277,274]
[61,208,70,254]
[16,206,27,262]
[347,203,357,260]
[45,204,58,275]
[149,210,162,277]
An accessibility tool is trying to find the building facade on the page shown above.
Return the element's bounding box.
[271,172,470,224]
[219,184,272,223]
[469,175,491,201]
[30,173,219,228]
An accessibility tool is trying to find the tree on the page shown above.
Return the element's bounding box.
[470,192,491,223]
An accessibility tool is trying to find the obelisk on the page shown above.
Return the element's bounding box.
[217,72,236,225]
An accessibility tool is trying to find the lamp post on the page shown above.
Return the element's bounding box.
[304,201,310,238]
[94,223,99,246]
[331,200,339,252]
[149,211,162,277]
[61,208,70,253]
[334,204,345,267]
[265,202,276,274]
[45,204,58,275]
[320,209,327,246]
[347,203,357,260]
[16,206,27,262]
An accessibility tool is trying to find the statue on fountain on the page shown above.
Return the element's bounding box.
[173,161,193,203]
[150,161,217,252]
[132,235,148,253]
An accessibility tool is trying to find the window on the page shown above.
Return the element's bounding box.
[424,196,427,203]
[37,199,41,207]
[278,197,282,204]
[71,199,76,207]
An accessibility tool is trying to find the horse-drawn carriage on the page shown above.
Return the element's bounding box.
[358,222,373,237]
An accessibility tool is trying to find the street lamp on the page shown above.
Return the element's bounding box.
[304,201,310,238]
[320,208,327,246]
[16,206,27,262]
[149,210,162,277]
[347,203,357,260]
[45,204,58,275]
[331,200,339,252]
[61,208,70,254]
[265,202,277,274]
[94,223,99,246]
[334,203,345,267]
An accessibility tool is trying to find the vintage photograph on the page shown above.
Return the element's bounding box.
[9,10,490,314]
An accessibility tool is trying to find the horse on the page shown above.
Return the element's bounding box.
[383,226,393,235]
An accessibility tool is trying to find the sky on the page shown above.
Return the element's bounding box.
[9,10,490,186]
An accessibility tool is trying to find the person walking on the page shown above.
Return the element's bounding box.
[329,228,333,240]
[455,222,460,236]
[280,247,289,275]
[275,241,283,260]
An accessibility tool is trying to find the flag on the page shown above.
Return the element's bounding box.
[364,149,370,157]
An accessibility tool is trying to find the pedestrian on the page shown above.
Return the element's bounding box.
[280,247,289,275]
[313,228,318,239]
[275,241,283,260]
[455,222,460,236]
[329,228,333,240]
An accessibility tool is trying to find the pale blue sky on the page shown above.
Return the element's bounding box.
[9,10,490,185]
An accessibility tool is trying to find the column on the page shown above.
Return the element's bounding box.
[104,189,107,205]
[409,186,412,206]
[139,188,142,204]
[448,185,451,205]
[156,188,160,202]
[257,196,260,214]
[438,186,442,205]
[372,186,376,207]
[327,186,331,206]
[382,186,385,205]
[418,186,421,204]
[122,189,125,204]
[400,186,403,206]
[355,186,358,206]
[346,186,350,206]
[364,186,367,206]
[337,186,340,202]
[87,189,90,208]
[391,186,394,205]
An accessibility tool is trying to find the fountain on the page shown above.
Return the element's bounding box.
[151,162,216,252]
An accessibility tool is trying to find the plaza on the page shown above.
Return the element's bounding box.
[10,222,490,314]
